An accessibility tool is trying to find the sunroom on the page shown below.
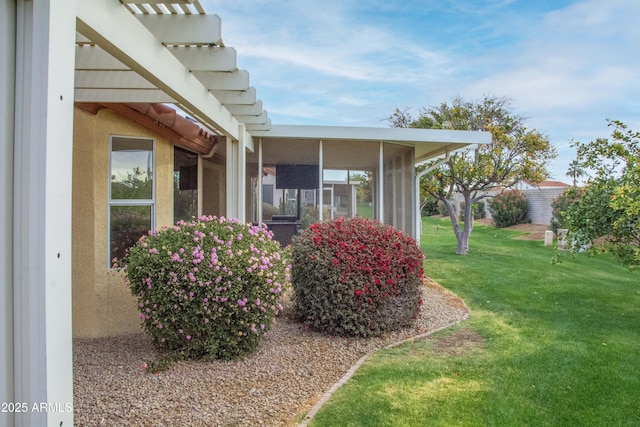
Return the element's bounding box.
[248,125,488,245]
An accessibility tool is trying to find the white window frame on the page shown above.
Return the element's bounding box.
[108,135,156,268]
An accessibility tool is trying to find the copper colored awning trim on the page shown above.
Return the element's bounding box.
[76,102,222,155]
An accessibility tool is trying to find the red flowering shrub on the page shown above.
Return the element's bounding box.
[291,217,424,337]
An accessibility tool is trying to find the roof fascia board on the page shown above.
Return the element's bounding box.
[253,124,492,145]
[414,143,476,163]
[76,0,240,139]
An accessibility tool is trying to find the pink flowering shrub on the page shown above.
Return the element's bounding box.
[114,216,290,365]
[291,217,424,337]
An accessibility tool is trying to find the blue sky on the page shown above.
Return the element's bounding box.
[203,0,639,182]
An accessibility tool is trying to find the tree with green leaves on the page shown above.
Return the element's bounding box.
[566,159,586,187]
[565,120,639,268]
[389,95,556,255]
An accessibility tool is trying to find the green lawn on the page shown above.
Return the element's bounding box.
[356,203,374,219]
[308,216,640,426]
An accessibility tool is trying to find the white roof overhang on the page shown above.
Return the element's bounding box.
[252,124,493,166]
[74,0,271,139]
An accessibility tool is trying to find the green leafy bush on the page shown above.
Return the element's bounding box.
[291,217,424,337]
[114,216,290,366]
[564,179,620,252]
[488,190,530,228]
[550,187,584,232]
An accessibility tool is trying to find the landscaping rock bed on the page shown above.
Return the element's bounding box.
[73,280,468,426]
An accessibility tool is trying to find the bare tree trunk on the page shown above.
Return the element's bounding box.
[445,194,474,255]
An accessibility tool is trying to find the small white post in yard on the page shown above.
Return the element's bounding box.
[557,229,569,251]
[544,230,554,246]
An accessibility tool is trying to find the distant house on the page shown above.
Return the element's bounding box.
[516,181,571,225]
[516,180,572,190]
[2,1,491,424]
[478,180,571,225]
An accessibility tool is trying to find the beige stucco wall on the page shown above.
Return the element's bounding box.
[72,107,174,338]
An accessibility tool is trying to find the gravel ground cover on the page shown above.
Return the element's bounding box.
[73,279,469,426]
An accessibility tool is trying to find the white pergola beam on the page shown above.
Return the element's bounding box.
[76,0,240,139]
[75,32,92,45]
[212,87,257,105]
[124,0,195,4]
[136,14,221,45]
[169,46,237,71]
[225,99,264,116]
[245,119,272,132]
[236,110,268,124]
[124,0,204,12]
[192,69,249,91]
[74,88,175,103]
[76,45,238,72]
[75,70,156,89]
[75,45,129,70]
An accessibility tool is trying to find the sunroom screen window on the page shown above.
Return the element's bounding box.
[323,169,374,220]
[109,137,155,264]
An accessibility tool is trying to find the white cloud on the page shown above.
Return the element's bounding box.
[210,0,452,83]
[204,0,640,179]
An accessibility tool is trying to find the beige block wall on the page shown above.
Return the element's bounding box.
[72,107,174,338]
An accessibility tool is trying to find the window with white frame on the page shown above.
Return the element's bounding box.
[109,136,155,265]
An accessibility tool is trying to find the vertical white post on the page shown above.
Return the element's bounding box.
[393,156,399,229]
[257,138,263,224]
[409,149,416,238]
[378,142,384,223]
[415,173,421,244]
[197,155,203,217]
[318,140,323,222]
[225,135,237,219]
[351,184,357,217]
[1,3,16,427]
[237,125,247,223]
[13,1,76,426]
[400,152,406,231]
